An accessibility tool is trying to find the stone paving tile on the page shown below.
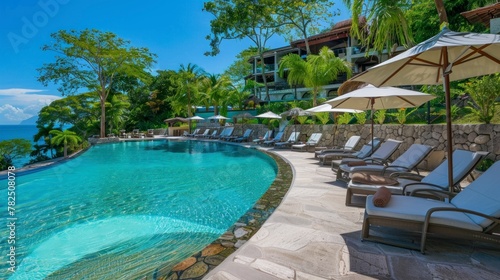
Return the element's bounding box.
[204,148,500,280]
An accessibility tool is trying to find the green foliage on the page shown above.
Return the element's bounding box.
[406,0,489,43]
[354,111,367,124]
[337,113,353,125]
[278,46,351,106]
[272,0,335,54]
[37,92,100,138]
[343,0,413,55]
[387,107,419,124]
[296,115,308,124]
[50,130,82,158]
[168,63,205,117]
[38,29,156,137]
[476,158,495,172]
[204,0,279,100]
[315,112,331,124]
[0,139,32,170]
[374,109,386,124]
[224,47,260,84]
[460,74,500,124]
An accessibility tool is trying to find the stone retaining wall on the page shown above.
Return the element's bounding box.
[284,123,500,163]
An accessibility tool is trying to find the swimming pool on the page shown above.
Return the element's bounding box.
[0,140,277,279]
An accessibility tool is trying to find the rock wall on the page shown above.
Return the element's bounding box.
[281,123,500,163]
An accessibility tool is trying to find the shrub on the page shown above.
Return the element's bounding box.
[460,74,500,124]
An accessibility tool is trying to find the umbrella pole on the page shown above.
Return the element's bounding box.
[371,99,375,151]
[443,47,454,193]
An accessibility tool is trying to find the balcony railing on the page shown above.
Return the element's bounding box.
[254,64,275,74]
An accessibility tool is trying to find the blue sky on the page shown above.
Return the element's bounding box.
[0,0,349,125]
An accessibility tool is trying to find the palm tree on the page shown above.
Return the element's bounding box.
[34,122,55,158]
[199,74,233,115]
[106,94,130,135]
[279,46,352,106]
[50,130,82,158]
[342,0,414,54]
[169,63,205,117]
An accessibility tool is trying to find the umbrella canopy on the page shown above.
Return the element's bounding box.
[349,27,500,192]
[326,84,435,149]
[187,116,204,120]
[326,84,435,110]
[208,114,229,120]
[306,104,362,113]
[255,111,282,119]
[280,108,312,135]
[280,107,312,117]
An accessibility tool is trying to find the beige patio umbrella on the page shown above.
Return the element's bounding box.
[305,104,363,147]
[305,104,362,113]
[255,111,282,119]
[326,84,435,149]
[348,27,500,192]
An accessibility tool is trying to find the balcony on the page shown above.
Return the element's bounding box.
[253,64,276,74]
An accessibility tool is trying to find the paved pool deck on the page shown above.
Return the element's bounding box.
[204,148,500,280]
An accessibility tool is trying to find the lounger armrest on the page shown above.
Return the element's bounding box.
[425,207,500,231]
[381,165,411,175]
[403,181,447,193]
[390,172,424,181]
[407,188,454,200]
[363,157,388,165]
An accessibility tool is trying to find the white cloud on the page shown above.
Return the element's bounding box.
[0,88,61,125]
[0,104,32,124]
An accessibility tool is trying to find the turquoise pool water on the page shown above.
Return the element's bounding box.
[0,140,277,279]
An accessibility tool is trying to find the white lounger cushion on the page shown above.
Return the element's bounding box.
[366,195,483,231]
[451,161,500,228]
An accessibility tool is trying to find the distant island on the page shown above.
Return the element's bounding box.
[19,116,38,125]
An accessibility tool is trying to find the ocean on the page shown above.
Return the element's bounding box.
[0,125,41,167]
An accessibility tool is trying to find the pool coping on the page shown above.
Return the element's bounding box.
[155,147,294,280]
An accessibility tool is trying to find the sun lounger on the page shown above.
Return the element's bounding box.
[132,129,144,138]
[338,143,434,179]
[314,135,361,158]
[146,129,155,137]
[333,139,403,179]
[206,130,219,138]
[346,149,488,207]
[220,127,235,141]
[186,128,200,137]
[233,129,253,142]
[362,160,500,253]
[291,133,323,151]
[194,129,210,138]
[263,131,284,146]
[274,132,300,148]
[253,130,273,145]
[317,138,381,166]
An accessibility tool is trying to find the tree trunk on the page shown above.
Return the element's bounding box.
[434,0,448,24]
[100,98,106,138]
[63,141,68,158]
[187,89,192,117]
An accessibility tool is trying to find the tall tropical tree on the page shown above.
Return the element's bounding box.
[342,0,414,54]
[169,63,205,117]
[272,0,336,55]
[50,130,82,158]
[106,94,130,135]
[0,139,32,170]
[279,46,352,106]
[204,0,280,101]
[38,29,156,138]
